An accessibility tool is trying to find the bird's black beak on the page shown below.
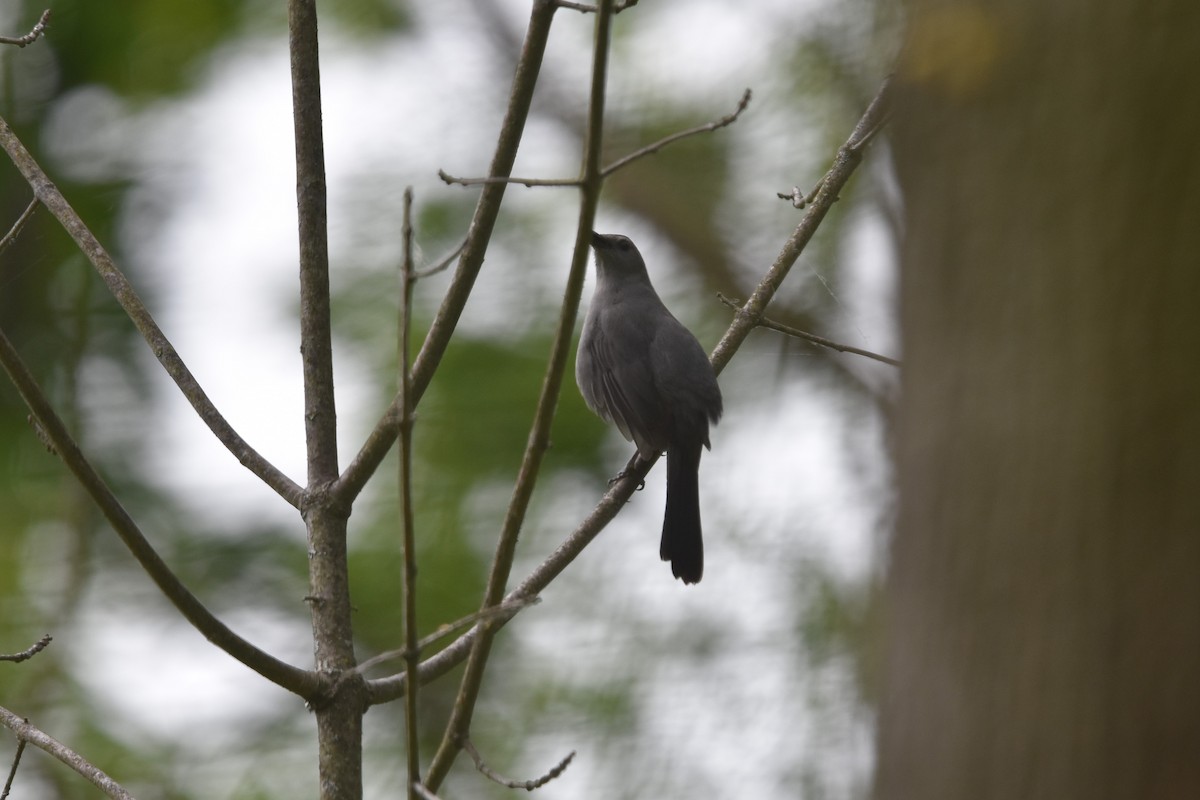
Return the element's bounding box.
[590,231,606,249]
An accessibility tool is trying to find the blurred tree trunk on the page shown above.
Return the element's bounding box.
[878,2,1200,799]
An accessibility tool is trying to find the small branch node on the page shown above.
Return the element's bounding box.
[463,737,576,791]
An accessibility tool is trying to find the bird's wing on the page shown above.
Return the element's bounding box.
[649,318,723,442]
[581,313,669,455]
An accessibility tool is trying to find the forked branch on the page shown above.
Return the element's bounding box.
[0,706,134,800]
[0,328,318,698]
[0,116,304,508]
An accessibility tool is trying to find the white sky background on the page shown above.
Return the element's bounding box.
[34,0,896,796]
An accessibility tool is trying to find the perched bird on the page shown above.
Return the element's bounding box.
[576,231,723,584]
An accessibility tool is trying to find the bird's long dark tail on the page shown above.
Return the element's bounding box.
[662,443,704,584]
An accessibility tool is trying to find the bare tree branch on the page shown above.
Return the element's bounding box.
[710,75,893,375]
[2,736,25,799]
[436,89,750,190]
[335,0,561,505]
[368,453,650,700]
[463,737,575,791]
[0,116,304,509]
[601,88,752,177]
[366,74,895,706]
[0,634,51,663]
[555,0,639,12]
[437,169,581,188]
[397,188,422,800]
[286,3,366,799]
[355,597,539,677]
[718,293,901,366]
[422,0,617,790]
[0,9,50,47]
[0,327,318,697]
[0,706,136,800]
[0,197,38,257]
[413,236,468,280]
[411,783,442,800]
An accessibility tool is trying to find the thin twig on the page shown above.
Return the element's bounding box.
[335,0,560,505]
[398,188,422,800]
[438,169,581,189]
[0,327,318,698]
[717,293,900,366]
[711,75,893,375]
[422,0,617,791]
[778,99,889,209]
[0,634,51,663]
[439,90,752,191]
[601,88,752,177]
[413,236,468,280]
[463,737,576,791]
[0,9,50,47]
[0,198,38,257]
[555,0,639,12]
[356,597,539,676]
[0,115,303,508]
[411,783,442,800]
[0,706,136,800]
[1,738,23,800]
[366,75,895,707]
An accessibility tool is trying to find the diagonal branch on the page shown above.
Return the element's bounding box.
[334,0,561,505]
[0,9,50,47]
[0,327,319,698]
[463,737,575,791]
[717,293,901,366]
[710,75,893,375]
[601,88,752,177]
[422,0,616,790]
[0,706,134,800]
[0,634,51,663]
[366,73,895,706]
[0,197,38,256]
[0,115,304,509]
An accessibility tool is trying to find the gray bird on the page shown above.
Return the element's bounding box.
[576,231,723,584]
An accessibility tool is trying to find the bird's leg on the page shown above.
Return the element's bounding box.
[608,451,655,490]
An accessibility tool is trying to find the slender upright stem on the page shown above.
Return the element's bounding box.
[398,189,422,799]
[423,0,615,790]
[287,2,363,798]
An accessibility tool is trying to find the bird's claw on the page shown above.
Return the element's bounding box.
[608,470,646,491]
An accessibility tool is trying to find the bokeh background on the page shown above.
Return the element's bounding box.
[0,1,899,797]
